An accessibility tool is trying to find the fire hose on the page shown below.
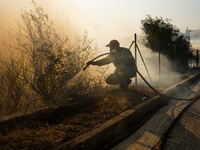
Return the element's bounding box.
[83,53,199,101]
[83,53,110,71]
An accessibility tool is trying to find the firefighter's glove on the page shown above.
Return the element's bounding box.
[86,61,95,66]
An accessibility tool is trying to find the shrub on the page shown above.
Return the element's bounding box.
[0,0,108,115]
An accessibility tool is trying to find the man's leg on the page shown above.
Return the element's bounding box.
[106,73,132,91]
[118,75,132,91]
[105,73,120,85]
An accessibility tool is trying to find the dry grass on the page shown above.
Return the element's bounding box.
[0,84,177,150]
[0,85,166,150]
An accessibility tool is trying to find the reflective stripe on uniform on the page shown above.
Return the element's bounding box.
[116,71,124,75]
[129,56,133,58]
[107,55,113,61]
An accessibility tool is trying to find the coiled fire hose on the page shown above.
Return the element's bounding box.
[83,53,199,100]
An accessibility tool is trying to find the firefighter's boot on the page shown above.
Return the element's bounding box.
[119,79,131,91]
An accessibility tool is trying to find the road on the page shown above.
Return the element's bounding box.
[110,79,200,150]
[162,84,200,150]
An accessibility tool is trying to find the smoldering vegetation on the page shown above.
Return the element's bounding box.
[0,1,197,118]
[0,1,109,116]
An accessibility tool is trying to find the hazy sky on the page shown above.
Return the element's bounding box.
[1,0,200,47]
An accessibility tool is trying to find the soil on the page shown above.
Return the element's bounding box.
[0,75,190,150]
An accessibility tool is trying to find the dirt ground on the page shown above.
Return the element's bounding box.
[0,75,189,150]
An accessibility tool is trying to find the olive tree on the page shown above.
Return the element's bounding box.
[141,15,193,72]
[0,0,107,114]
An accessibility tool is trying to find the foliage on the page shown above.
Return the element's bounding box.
[141,15,193,71]
[0,0,107,114]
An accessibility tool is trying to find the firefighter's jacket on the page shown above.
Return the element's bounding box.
[93,47,137,78]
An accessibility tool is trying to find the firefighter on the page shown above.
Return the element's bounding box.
[87,39,137,91]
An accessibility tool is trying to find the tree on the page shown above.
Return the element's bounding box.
[0,0,107,114]
[141,15,193,72]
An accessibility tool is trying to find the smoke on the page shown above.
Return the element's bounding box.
[93,40,183,88]
[191,39,200,50]
[136,49,182,87]
[0,105,58,122]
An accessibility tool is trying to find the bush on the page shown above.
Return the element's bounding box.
[0,0,108,115]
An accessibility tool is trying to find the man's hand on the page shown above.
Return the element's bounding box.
[83,61,95,70]
[86,61,95,65]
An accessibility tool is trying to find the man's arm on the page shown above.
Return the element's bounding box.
[87,56,112,66]
[91,57,111,66]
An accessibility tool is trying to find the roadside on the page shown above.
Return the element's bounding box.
[0,75,191,150]
[111,77,200,150]
[162,80,200,150]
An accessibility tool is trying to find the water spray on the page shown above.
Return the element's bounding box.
[83,52,199,101]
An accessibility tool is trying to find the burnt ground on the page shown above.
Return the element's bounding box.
[0,75,191,150]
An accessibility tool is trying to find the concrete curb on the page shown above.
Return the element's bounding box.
[55,73,200,150]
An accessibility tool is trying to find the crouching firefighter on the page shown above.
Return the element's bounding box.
[87,39,137,91]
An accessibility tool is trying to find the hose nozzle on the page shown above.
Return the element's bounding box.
[83,64,89,71]
[83,60,93,71]
[82,52,110,71]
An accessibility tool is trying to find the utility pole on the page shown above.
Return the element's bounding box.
[196,50,199,67]
[158,41,161,79]
[174,44,177,71]
[135,33,137,86]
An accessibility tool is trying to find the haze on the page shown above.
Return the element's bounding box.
[1,0,200,47]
